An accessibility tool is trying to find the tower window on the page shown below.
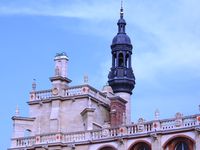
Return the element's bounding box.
[125,54,129,68]
[114,53,117,67]
[118,53,124,67]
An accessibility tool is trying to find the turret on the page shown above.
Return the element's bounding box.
[108,6,135,124]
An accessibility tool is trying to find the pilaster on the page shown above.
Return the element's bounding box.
[50,100,61,132]
[151,133,163,150]
[81,107,95,130]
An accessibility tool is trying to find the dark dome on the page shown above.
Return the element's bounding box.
[112,33,131,45]
[117,18,126,24]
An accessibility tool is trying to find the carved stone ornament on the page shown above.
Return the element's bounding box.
[102,129,109,137]
[175,119,182,127]
[197,116,200,122]
[195,127,200,131]
[174,112,183,127]
[138,124,144,132]
[30,94,35,100]
[138,118,144,124]
[117,137,124,144]
[119,127,124,134]
[153,122,158,128]
[52,88,58,95]
[150,132,158,141]
[137,118,145,132]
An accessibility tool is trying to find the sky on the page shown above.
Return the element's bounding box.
[1,0,200,149]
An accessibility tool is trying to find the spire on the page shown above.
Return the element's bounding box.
[120,0,124,19]
[108,2,135,94]
[117,0,126,34]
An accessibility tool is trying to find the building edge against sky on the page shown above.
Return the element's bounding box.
[8,2,200,150]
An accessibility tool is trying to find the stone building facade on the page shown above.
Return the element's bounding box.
[9,5,200,150]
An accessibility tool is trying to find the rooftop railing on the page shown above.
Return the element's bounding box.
[10,114,200,149]
[29,85,109,104]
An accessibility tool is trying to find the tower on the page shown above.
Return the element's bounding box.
[108,6,135,124]
[50,52,71,96]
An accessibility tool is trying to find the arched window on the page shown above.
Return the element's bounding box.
[24,129,31,137]
[163,136,194,150]
[129,142,151,150]
[120,25,123,32]
[118,53,124,67]
[175,141,189,150]
[125,54,129,68]
[114,53,117,67]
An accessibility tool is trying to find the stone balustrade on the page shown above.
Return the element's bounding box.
[160,114,198,130]
[65,86,83,96]
[11,114,200,148]
[29,85,109,104]
[39,133,58,144]
[15,136,35,147]
[63,131,86,142]
[30,89,52,101]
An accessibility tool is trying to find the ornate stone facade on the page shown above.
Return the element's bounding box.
[8,5,200,150]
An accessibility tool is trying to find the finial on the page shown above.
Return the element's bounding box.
[15,105,19,116]
[84,75,88,84]
[155,109,160,120]
[120,0,124,18]
[32,79,36,91]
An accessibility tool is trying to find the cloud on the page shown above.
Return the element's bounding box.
[128,0,200,82]
[1,0,200,84]
[0,0,118,20]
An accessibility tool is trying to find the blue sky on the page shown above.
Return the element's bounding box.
[1,0,200,149]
